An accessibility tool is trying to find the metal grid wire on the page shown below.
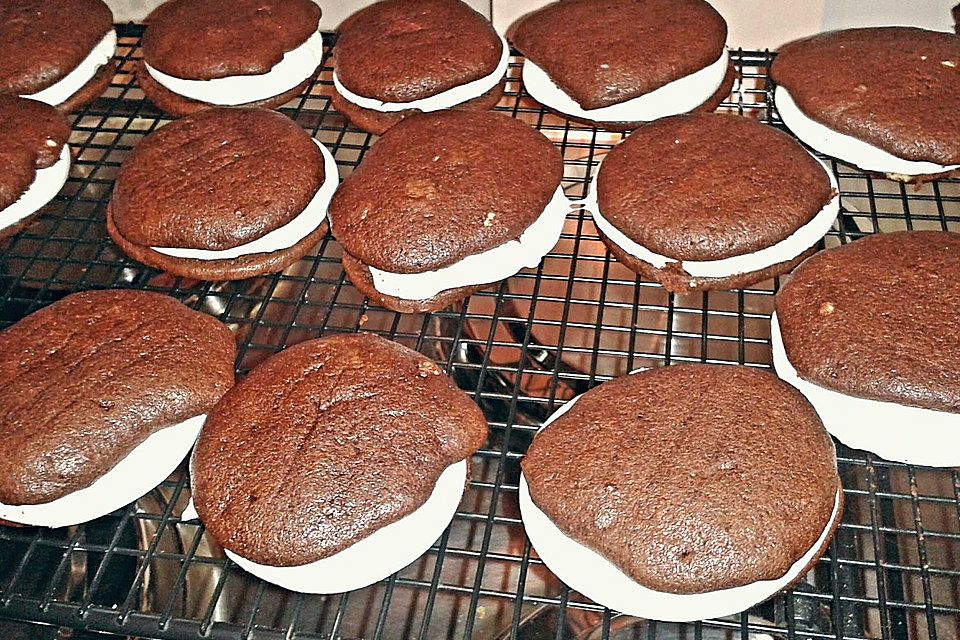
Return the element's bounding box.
[1,26,959,640]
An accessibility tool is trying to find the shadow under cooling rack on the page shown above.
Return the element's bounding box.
[1,26,959,640]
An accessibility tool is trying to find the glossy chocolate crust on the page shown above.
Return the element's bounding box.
[335,0,502,103]
[0,290,235,505]
[775,231,960,412]
[0,0,112,95]
[329,110,563,273]
[142,0,321,80]
[192,333,488,565]
[523,364,841,594]
[0,96,71,212]
[511,0,726,110]
[596,113,834,260]
[772,27,960,165]
[110,107,324,250]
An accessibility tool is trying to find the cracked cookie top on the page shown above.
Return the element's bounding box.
[0,290,235,505]
[191,332,488,566]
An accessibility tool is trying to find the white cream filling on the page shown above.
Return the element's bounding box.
[771,313,960,467]
[366,186,570,300]
[151,139,337,260]
[775,87,960,178]
[184,460,466,594]
[145,30,324,105]
[0,144,70,233]
[521,49,729,123]
[586,154,840,280]
[332,34,509,113]
[0,414,205,528]
[25,30,116,106]
[519,393,842,622]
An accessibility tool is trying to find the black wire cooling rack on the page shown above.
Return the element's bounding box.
[1,26,959,640]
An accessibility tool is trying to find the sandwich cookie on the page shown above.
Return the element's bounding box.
[332,0,508,135]
[0,290,235,528]
[0,0,116,113]
[511,0,734,130]
[0,96,72,242]
[520,365,843,621]
[328,110,565,313]
[591,113,839,293]
[773,231,960,467]
[190,333,488,593]
[107,107,337,281]
[138,0,323,117]
[772,28,960,183]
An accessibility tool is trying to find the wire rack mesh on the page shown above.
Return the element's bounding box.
[1,26,959,640]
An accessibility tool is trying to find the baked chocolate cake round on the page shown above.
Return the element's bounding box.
[773,231,960,467]
[0,0,116,113]
[107,107,337,281]
[332,0,508,135]
[328,110,566,313]
[138,0,323,116]
[0,96,72,242]
[593,113,838,292]
[772,27,960,182]
[191,332,488,593]
[511,0,734,130]
[0,290,235,528]
[520,364,842,621]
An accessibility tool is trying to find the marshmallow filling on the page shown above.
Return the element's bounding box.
[145,31,324,105]
[151,139,337,260]
[521,49,729,123]
[333,34,509,113]
[519,394,842,622]
[26,30,116,106]
[587,153,840,279]
[0,414,205,528]
[1,144,71,232]
[364,186,570,300]
[775,87,960,178]
[771,313,960,467]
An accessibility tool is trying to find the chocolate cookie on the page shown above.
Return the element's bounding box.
[0,290,234,524]
[521,364,842,619]
[108,107,336,281]
[0,96,72,241]
[511,0,732,128]
[332,0,508,134]
[328,110,565,313]
[0,0,116,112]
[139,0,323,116]
[773,231,960,466]
[593,113,838,293]
[772,28,960,182]
[191,333,487,590]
